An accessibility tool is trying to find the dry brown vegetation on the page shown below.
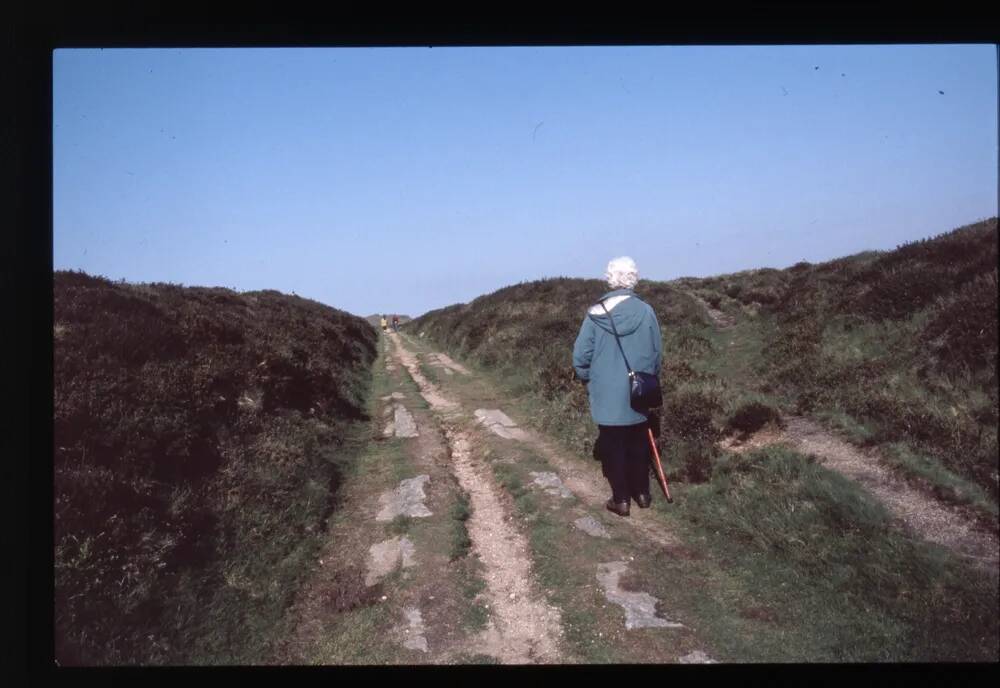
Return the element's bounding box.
[54,271,377,665]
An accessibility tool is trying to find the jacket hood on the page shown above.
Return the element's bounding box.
[587,289,645,336]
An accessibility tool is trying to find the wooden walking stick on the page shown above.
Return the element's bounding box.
[647,427,673,503]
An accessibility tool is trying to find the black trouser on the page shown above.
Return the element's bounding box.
[597,422,651,503]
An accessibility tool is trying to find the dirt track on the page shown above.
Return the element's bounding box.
[720,416,999,569]
[390,334,566,663]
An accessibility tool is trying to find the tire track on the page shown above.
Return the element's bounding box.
[389,333,566,663]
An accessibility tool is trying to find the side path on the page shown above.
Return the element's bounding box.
[721,412,999,570]
[694,292,998,570]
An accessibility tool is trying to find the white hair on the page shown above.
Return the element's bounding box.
[605,256,639,289]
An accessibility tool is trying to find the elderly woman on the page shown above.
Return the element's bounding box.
[572,256,662,517]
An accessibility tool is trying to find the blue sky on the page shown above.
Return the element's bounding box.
[53,45,997,317]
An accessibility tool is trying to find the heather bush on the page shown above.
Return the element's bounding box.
[54,271,377,664]
[741,285,782,306]
[661,388,722,442]
[922,270,998,376]
[725,400,784,437]
[723,282,743,299]
[664,439,718,484]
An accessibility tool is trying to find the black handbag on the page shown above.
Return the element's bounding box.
[599,298,663,415]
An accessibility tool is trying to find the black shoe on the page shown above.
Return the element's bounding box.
[605,499,630,517]
[635,493,652,509]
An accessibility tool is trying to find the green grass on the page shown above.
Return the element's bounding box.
[815,405,996,524]
[673,445,998,661]
[386,351,431,410]
[416,358,445,387]
[306,568,404,665]
[693,317,771,393]
[387,515,413,535]
[492,462,525,497]
[880,442,998,523]
[448,494,473,561]
[458,560,489,633]
[528,519,621,664]
[813,407,879,445]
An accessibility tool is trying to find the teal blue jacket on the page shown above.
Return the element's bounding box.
[572,289,662,426]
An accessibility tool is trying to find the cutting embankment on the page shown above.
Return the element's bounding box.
[405,218,999,661]
[54,271,377,665]
[52,217,999,664]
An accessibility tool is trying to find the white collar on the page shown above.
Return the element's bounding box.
[588,294,630,315]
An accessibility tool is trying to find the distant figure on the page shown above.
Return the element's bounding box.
[572,256,662,517]
[380,315,388,333]
[392,315,400,332]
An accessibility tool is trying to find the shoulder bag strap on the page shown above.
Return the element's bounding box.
[598,300,635,378]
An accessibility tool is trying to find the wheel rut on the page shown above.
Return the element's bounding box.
[388,333,566,664]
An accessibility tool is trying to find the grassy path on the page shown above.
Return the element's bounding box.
[277,334,495,663]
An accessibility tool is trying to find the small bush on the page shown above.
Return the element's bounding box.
[661,389,722,442]
[725,401,784,437]
[701,291,723,309]
[665,439,717,484]
[740,286,782,306]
